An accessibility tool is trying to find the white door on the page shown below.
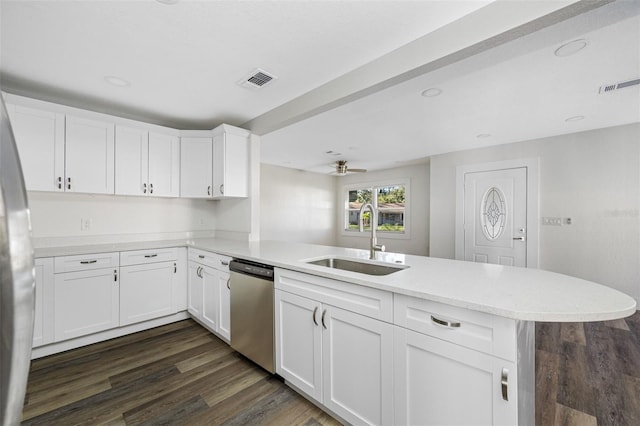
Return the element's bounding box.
[217,270,231,341]
[119,261,175,326]
[148,132,180,197]
[201,266,219,331]
[275,290,323,401]
[7,104,65,192]
[114,126,148,196]
[32,258,54,347]
[187,262,203,317]
[464,168,527,267]
[180,137,212,198]
[65,115,115,194]
[322,305,394,426]
[394,327,517,426]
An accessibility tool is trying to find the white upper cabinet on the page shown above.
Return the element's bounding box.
[115,127,179,197]
[6,104,65,192]
[180,137,213,198]
[212,125,249,199]
[65,115,115,194]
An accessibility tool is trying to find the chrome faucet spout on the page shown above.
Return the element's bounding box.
[358,203,385,260]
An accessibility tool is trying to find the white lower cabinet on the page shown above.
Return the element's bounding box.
[275,269,394,426]
[33,258,54,348]
[394,326,516,426]
[187,248,232,341]
[54,267,119,342]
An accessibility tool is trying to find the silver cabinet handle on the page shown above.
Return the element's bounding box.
[198,255,205,259]
[80,260,97,264]
[219,184,224,194]
[174,262,177,273]
[143,183,147,194]
[58,176,62,189]
[150,183,153,194]
[321,309,327,329]
[513,237,526,241]
[114,269,118,282]
[67,177,71,190]
[226,278,230,290]
[431,315,461,328]
[312,306,318,326]
[207,185,211,196]
[144,254,158,258]
[501,368,509,401]
[221,260,229,266]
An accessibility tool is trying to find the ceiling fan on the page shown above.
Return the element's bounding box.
[332,160,367,176]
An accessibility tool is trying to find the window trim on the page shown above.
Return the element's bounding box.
[340,178,410,240]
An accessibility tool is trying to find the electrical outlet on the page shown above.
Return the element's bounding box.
[80,218,92,231]
[541,217,562,226]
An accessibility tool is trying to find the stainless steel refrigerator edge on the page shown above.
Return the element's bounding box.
[0,98,35,425]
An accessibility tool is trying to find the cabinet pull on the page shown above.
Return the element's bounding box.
[80,260,97,264]
[67,177,71,190]
[321,309,327,329]
[219,184,224,195]
[221,260,229,266]
[207,185,211,196]
[312,306,318,326]
[144,254,158,258]
[198,255,205,259]
[114,269,118,282]
[431,315,461,328]
[174,262,177,273]
[197,266,203,278]
[501,368,509,401]
[226,278,230,290]
[143,183,147,194]
[58,176,62,189]
[150,183,153,194]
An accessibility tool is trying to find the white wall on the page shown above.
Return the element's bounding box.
[335,162,430,256]
[28,192,217,245]
[260,164,337,245]
[430,123,640,303]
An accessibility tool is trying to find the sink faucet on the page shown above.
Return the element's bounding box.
[359,203,385,260]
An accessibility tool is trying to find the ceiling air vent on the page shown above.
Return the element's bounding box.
[238,68,277,90]
[598,78,640,94]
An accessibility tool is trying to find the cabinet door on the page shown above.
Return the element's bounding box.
[275,290,322,401]
[65,115,115,194]
[7,104,65,192]
[180,137,212,198]
[115,126,148,196]
[174,248,188,312]
[201,266,219,331]
[394,327,517,426]
[33,258,54,347]
[148,132,179,197]
[217,270,231,341]
[119,261,175,326]
[54,268,119,341]
[322,306,394,426]
[187,262,203,317]
[212,132,248,198]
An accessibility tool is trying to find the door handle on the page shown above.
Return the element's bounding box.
[150,183,153,194]
[67,177,71,190]
[219,184,224,195]
[58,176,62,189]
[513,237,526,241]
[431,315,461,328]
[321,309,327,329]
[174,262,177,273]
[226,278,230,290]
[312,306,318,326]
[207,185,211,196]
[143,183,147,194]
[80,260,97,265]
[501,368,509,401]
[114,269,118,282]
[144,254,158,258]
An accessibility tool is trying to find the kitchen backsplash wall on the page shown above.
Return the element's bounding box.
[430,122,640,304]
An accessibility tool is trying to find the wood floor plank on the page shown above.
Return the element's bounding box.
[535,349,559,426]
[556,341,596,416]
[603,318,630,331]
[536,322,562,353]
[554,403,597,426]
[561,322,586,345]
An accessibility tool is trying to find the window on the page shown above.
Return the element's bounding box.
[343,181,408,237]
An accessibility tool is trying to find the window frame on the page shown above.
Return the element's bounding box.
[340,178,410,240]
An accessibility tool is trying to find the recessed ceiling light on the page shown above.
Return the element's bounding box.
[104,76,130,87]
[476,133,491,139]
[421,88,442,97]
[554,39,588,57]
[565,115,585,122]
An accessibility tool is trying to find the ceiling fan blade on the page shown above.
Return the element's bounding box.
[349,168,367,173]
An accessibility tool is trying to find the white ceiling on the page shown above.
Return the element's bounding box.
[1,1,639,175]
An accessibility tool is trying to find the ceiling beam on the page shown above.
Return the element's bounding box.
[243,0,613,136]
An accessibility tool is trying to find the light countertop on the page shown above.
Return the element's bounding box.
[35,238,637,323]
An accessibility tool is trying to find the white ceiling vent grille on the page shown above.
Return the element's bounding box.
[238,68,277,90]
[598,78,640,94]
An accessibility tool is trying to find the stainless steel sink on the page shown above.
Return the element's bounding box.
[305,256,407,276]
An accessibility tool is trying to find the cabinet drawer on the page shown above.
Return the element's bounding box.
[394,294,517,361]
[275,269,393,323]
[188,248,231,271]
[54,252,119,273]
[120,247,179,266]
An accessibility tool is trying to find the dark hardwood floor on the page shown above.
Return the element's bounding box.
[22,312,640,425]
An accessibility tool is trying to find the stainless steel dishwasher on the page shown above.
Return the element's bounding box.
[229,259,275,373]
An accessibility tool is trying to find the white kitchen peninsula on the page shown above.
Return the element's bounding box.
[33,238,636,426]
